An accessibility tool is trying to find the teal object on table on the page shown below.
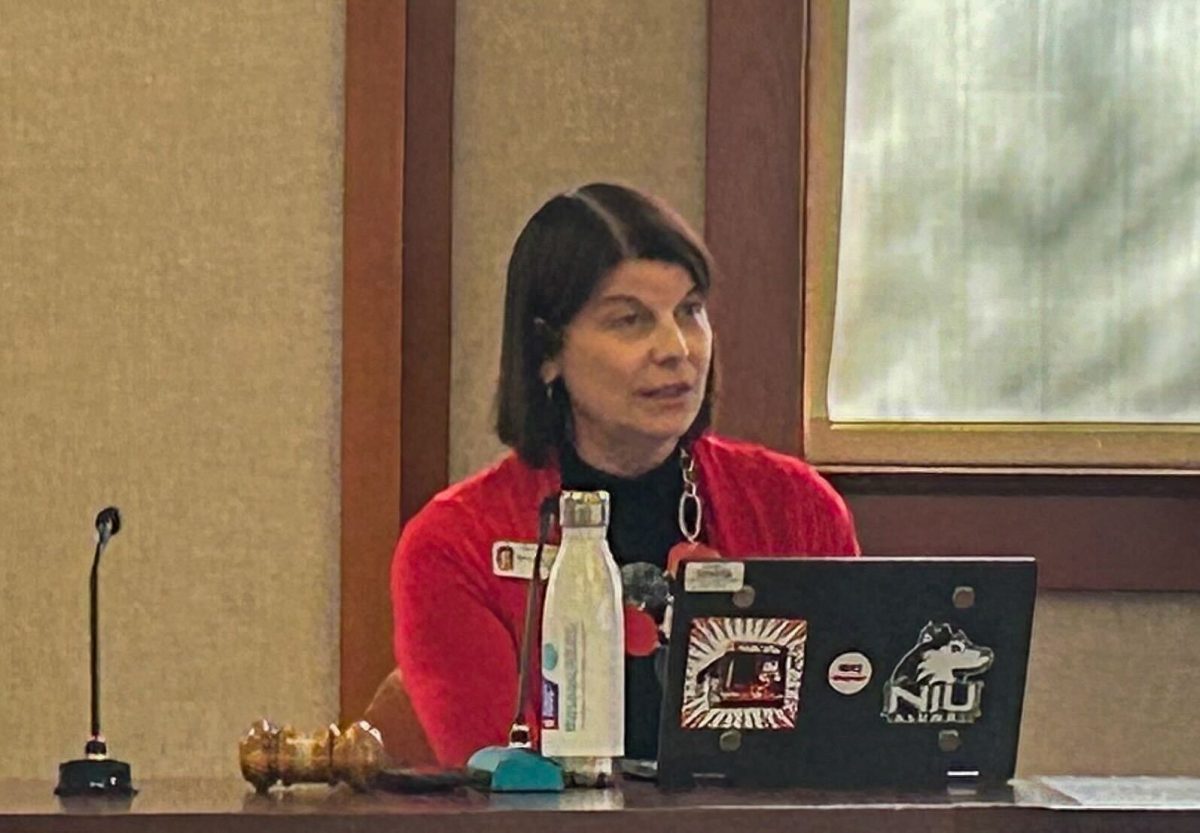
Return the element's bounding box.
[466,746,564,793]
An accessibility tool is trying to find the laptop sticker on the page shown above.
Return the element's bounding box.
[683,561,745,593]
[680,617,807,731]
[828,651,872,695]
[882,622,994,724]
[541,679,559,730]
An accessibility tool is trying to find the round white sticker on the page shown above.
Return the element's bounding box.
[828,651,873,695]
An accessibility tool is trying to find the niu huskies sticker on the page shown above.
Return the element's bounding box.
[681,617,807,731]
[882,622,994,725]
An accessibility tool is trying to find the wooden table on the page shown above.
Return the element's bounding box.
[3,776,1199,832]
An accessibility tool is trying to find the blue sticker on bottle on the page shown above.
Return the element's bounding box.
[542,643,559,671]
[541,680,559,730]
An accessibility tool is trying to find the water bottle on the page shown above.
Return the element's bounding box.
[539,490,624,786]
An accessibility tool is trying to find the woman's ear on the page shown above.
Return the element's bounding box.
[534,317,563,382]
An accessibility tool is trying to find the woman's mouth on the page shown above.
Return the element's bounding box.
[639,383,693,400]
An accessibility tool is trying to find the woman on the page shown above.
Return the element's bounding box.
[391,183,859,767]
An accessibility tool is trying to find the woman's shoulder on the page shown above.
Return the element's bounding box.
[431,451,541,505]
[398,451,555,547]
[693,433,853,522]
[693,433,826,487]
[695,434,860,555]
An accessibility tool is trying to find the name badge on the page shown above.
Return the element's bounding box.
[492,541,558,580]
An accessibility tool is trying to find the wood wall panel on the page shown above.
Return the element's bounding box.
[341,0,407,722]
[705,0,805,456]
[399,0,453,529]
[842,492,1200,592]
[341,0,455,723]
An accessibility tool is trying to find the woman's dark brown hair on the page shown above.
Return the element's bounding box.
[495,183,718,467]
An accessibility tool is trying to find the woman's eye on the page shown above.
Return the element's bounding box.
[680,301,705,317]
[611,311,646,328]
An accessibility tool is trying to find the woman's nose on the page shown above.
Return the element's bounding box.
[650,320,689,363]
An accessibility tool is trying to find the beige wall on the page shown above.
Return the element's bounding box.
[451,0,708,481]
[1020,592,1200,775]
[1,1,343,778]
[449,0,1200,777]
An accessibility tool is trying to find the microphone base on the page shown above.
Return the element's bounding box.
[466,746,564,793]
[55,758,137,798]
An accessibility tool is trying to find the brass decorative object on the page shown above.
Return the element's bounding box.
[239,719,385,793]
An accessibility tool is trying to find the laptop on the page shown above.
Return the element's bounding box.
[654,557,1037,790]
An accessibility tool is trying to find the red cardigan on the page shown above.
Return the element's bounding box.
[390,434,860,766]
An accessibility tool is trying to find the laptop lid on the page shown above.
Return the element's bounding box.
[656,557,1037,789]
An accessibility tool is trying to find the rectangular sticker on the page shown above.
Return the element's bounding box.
[492,541,557,580]
[683,561,745,593]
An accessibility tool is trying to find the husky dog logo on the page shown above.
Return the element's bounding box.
[882,622,994,724]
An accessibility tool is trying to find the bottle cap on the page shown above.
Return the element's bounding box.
[558,490,610,528]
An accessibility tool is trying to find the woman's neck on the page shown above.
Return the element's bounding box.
[570,435,678,479]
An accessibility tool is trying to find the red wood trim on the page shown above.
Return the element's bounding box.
[705,0,806,457]
[341,0,455,724]
[400,0,453,529]
[341,0,407,723]
[837,489,1200,592]
[707,0,1200,591]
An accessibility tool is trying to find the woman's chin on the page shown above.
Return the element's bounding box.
[630,413,699,445]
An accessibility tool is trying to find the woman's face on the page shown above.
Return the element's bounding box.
[542,258,713,472]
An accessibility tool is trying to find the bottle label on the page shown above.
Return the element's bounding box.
[563,622,582,732]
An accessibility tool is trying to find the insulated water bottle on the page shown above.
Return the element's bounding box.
[539,490,624,785]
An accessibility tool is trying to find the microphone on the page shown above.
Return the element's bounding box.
[620,562,669,658]
[95,506,121,546]
[620,562,670,613]
[89,507,121,744]
[510,496,559,743]
[465,494,565,792]
[56,507,136,798]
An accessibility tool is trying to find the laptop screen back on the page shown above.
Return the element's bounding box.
[657,557,1037,789]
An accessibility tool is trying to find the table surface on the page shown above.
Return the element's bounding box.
[3,776,1199,833]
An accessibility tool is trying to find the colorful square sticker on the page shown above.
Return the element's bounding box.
[681,616,807,731]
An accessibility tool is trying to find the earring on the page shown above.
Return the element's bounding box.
[545,381,554,401]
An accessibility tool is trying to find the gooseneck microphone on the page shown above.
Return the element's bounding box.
[510,496,560,742]
[56,507,136,798]
[90,507,121,745]
[465,495,565,792]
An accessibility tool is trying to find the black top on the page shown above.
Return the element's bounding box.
[559,444,684,761]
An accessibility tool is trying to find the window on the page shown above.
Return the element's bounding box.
[804,0,1200,470]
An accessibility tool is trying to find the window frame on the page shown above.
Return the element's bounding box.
[801,0,1200,472]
